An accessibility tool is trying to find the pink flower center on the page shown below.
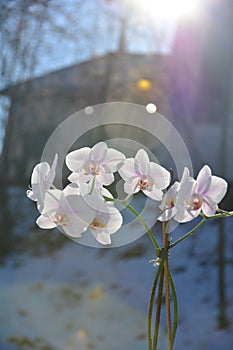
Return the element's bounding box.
[53,212,70,226]
[165,196,175,208]
[137,176,154,191]
[90,215,106,230]
[84,161,100,175]
[191,194,203,210]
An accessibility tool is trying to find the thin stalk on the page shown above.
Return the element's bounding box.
[169,218,207,249]
[148,263,163,350]
[169,271,178,346]
[153,265,164,350]
[169,211,233,250]
[162,221,172,350]
[103,196,159,249]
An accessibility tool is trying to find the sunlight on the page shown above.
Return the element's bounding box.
[133,0,202,21]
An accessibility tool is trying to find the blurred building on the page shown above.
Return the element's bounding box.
[0,52,169,185]
[1,0,233,199]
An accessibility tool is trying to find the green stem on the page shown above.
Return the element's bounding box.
[103,196,159,249]
[169,271,178,346]
[169,218,207,249]
[170,210,233,250]
[148,263,163,350]
[162,222,172,350]
[153,265,164,350]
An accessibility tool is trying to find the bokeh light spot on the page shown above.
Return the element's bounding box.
[146,103,157,113]
[137,79,152,91]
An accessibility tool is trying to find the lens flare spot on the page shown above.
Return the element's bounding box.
[146,103,157,113]
[137,79,152,91]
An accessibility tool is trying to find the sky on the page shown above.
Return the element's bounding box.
[0,0,205,153]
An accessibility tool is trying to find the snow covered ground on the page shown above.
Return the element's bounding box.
[0,187,233,350]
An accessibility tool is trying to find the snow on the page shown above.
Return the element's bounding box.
[0,187,233,349]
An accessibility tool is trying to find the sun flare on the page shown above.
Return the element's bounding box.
[133,0,202,21]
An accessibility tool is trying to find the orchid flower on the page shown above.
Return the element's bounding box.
[79,187,123,245]
[26,154,58,212]
[36,183,122,245]
[158,182,179,221]
[118,149,170,201]
[174,165,228,222]
[66,142,125,189]
[36,189,96,238]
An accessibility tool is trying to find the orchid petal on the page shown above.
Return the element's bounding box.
[158,207,177,222]
[36,214,57,229]
[68,172,92,184]
[175,207,200,223]
[63,183,80,196]
[144,187,163,201]
[31,162,50,184]
[91,230,112,245]
[102,207,123,235]
[97,171,114,186]
[202,196,218,216]
[63,194,95,225]
[150,163,171,190]
[45,154,58,185]
[124,179,140,194]
[195,165,212,194]
[102,148,126,173]
[135,149,150,176]
[118,158,136,181]
[26,189,37,201]
[41,189,61,215]
[206,176,228,203]
[66,147,90,172]
[89,142,107,162]
[63,215,87,238]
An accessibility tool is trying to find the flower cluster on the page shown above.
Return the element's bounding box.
[27,142,228,245]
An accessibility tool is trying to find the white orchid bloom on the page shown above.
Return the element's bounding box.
[80,187,123,245]
[118,149,170,201]
[36,189,96,238]
[36,184,122,245]
[26,154,58,212]
[174,165,228,222]
[66,142,125,189]
[158,182,179,221]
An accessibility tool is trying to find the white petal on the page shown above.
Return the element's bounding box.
[63,183,80,196]
[65,147,90,171]
[68,171,92,184]
[103,207,123,235]
[124,179,140,194]
[31,162,50,184]
[63,215,87,238]
[118,158,136,181]
[26,189,37,201]
[97,171,114,186]
[90,142,107,162]
[63,194,95,224]
[158,207,177,222]
[102,148,126,173]
[202,196,218,216]
[196,165,212,194]
[206,176,228,203]
[150,163,171,190]
[174,208,200,223]
[144,188,163,201]
[135,149,150,176]
[41,189,61,215]
[36,214,57,229]
[45,154,58,185]
[91,230,112,245]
